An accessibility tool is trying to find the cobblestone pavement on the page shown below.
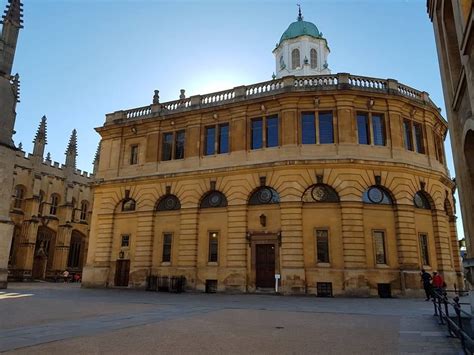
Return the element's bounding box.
[0,283,463,354]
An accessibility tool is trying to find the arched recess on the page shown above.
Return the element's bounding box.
[32,226,56,280]
[9,225,21,267]
[13,185,26,210]
[362,185,395,205]
[156,194,181,211]
[68,230,86,271]
[200,191,228,208]
[302,184,339,203]
[413,190,434,210]
[121,198,136,212]
[248,186,280,205]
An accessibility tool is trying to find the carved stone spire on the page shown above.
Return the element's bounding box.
[32,115,47,158]
[1,0,23,28]
[93,141,101,174]
[0,0,23,75]
[64,129,77,169]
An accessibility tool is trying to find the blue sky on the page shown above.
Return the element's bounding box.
[8,0,465,239]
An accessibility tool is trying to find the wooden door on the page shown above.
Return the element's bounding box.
[114,260,130,287]
[256,244,275,288]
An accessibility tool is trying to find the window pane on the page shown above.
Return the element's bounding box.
[413,123,425,154]
[162,233,172,262]
[251,118,263,149]
[419,234,430,265]
[121,235,130,247]
[357,114,370,145]
[316,229,329,263]
[374,231,386,264]
[162,133,173,161]
[301,112,316,144]
[372,115,385,146]
[403,120,413,151]
[175,130,185,159]
[310,48,317,69]
[218,124,229,154]
[319,112,334,144]
[208,232,218,262]
[205,126,216,156]
[130,145,138,165]
[266,115,279,148]
[292,48,300,69]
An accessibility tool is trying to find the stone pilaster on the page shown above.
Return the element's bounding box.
[226,205,247,268]
[431,209,454,272]
[448,217,461,272]
[51,224,73,272]
[340,201,366,268]
[178,207,198,266]
[394,205,419,268]
[133,211,153,277]
[14,219,39,275]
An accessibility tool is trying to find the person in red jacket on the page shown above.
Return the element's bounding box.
[432,271,444,296]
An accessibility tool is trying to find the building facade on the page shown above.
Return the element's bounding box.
[83,13,463,296]
[0,0,22,288]
[427,1,474,278]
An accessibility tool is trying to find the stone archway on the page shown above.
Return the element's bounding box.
[67,230,86,272]
[32,227,56,280]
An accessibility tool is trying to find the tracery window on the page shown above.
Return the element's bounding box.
[413,191,431,210]
[200,191,228,208]
[156,194,181,211]
[310,48,317,69]
[291,48,300,69]
[302,184,339,203]
[13,185,26,210]
[362,186,393,205]
[80,201,89,221]
[50,194,60,215]
[248,186,280,205]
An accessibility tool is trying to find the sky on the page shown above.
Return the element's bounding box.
[7,0,465,239]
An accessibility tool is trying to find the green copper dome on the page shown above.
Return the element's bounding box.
[279,19,322,45]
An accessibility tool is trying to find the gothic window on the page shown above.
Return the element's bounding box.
[67,232,83,268]
[200,191,228,208]
[413,191,431,210]
[291,48,300,69]
[310,48,317,69]
[13,185,26,210]
[302,184,339,203]
[362,186,393,205]
[80,201,89,221]
[38,190,45,215]
[248,186,280,205]
[156,194,181,211]
[122,198,136,212]
[50,194,60,215]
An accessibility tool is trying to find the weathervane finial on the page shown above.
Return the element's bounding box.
[297,4,303,21]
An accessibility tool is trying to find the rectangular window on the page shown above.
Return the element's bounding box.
[403,120,413,151]
[413,122,425,154]
[162,233,172,262]
[121,234,130,248]
[301,112,316,144]
[204,126,216,156]
[372,114,385,146]
[316,229,329,263]
[373,231,386,264]
[174,130,185,159]
[130,145,139,165]
[419,233,430,266]
[316,282,333,297]
[357,113,370,145]
[208,232,218,262]
[162,133,173,161]
[266,115,279,147]
[218,124,229,154]
[434,134,444,164]
[319,112,334,144]
[251,118,263,149]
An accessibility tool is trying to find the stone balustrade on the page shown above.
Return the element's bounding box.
[107,73,435,124]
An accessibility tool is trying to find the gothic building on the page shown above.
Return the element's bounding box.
[0,0,93,285]
[84,10,463,296]
[427,1,474,280]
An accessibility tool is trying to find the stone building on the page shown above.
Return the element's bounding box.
[427,1,474,278]
[0,0,23,288]
[83,11,463,296]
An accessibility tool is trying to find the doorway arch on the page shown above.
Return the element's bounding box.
[32,226,56,280]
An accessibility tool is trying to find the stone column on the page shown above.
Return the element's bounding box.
[14,219,40,279]
[51,224,73,273]
[178,207,198,286]
[280,201,305,293]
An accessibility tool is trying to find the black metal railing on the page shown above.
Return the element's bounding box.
[146,276,186,293]
[432,289,474,354]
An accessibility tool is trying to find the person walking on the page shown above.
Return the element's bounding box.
[62,269,69,283]
[420,269,432,301]
[432,271,444,296]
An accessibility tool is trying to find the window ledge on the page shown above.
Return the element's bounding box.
[317,262,331,267]
[375,264,390,268]
[161,262,171,266]
[207,262,218,266]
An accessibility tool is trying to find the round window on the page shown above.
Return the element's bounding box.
[164,196,176,210]
[257,188,273,203]
[209,193,222,207]
[311,186,327,202]
[367,187,384,204]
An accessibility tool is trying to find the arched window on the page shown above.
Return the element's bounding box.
[13,185,26,210]
[156,194,181,211]
[310,48,317,69]
[413,191,432,210]
[302,184,339,203]
[362,186,393,205]
[291,48,300,69]
[249,186,280,205]
[38,190,45,215]
[122,198,136,212]
[49,194,60,215]
[200,191,227,208]
[80,201,89,221]
[68,231,84,269]
[279,55,285,69]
